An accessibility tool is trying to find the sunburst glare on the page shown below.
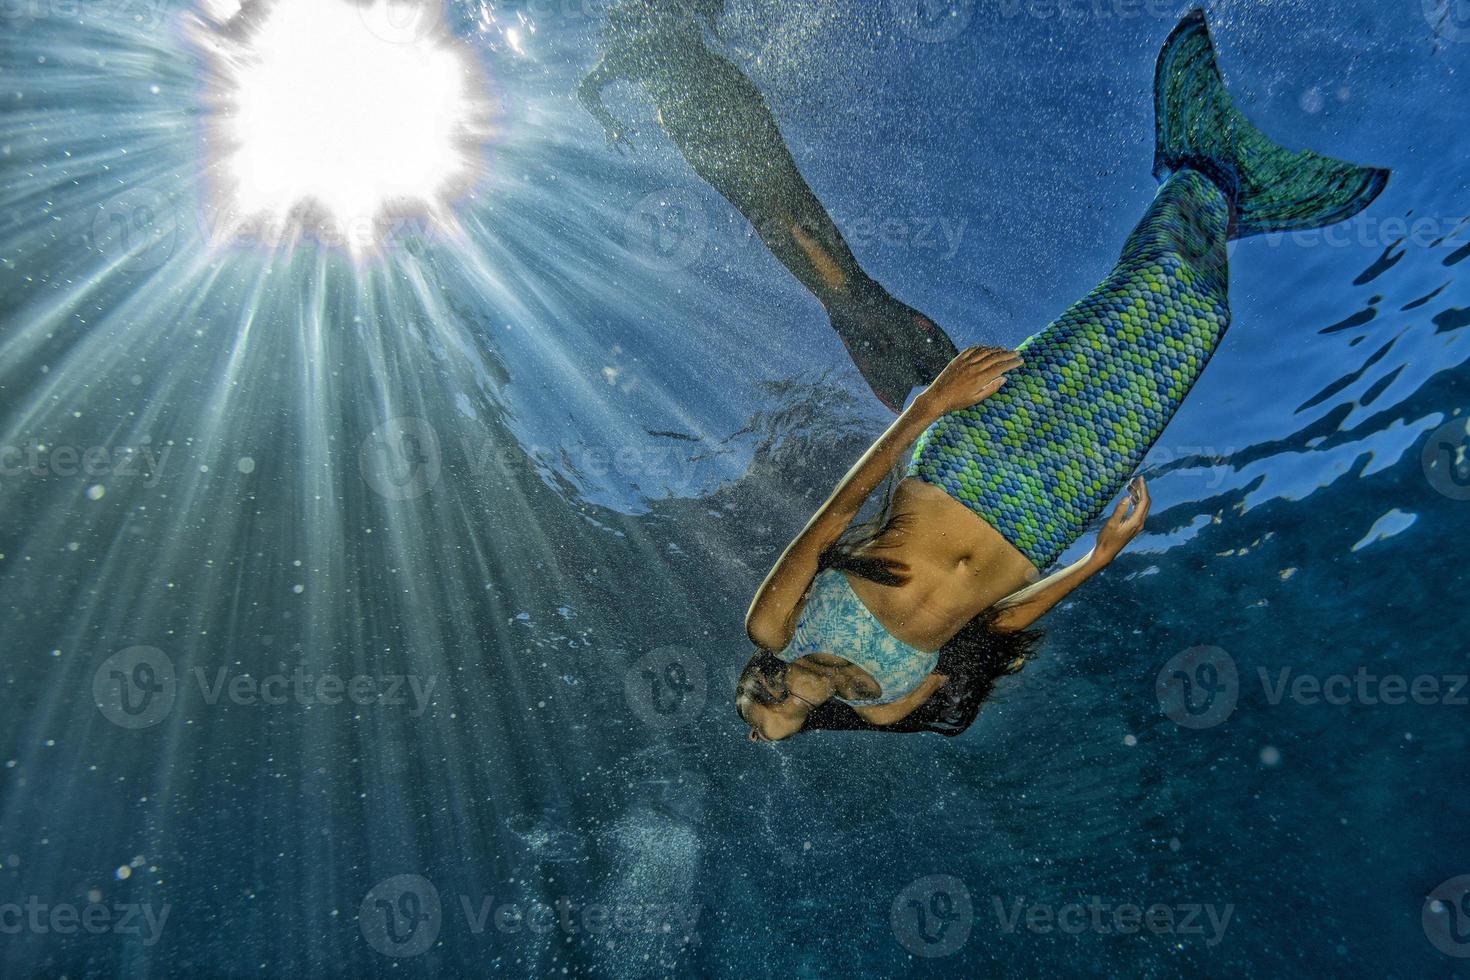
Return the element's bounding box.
[196,0,493,250]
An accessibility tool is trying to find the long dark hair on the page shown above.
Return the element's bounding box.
[739,472,1044,738]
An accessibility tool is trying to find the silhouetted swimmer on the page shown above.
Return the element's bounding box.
[578,0,958,411]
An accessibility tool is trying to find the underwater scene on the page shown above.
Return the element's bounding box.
[1,0,1468,976]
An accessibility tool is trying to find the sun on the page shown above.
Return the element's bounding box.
[197,0,492,250]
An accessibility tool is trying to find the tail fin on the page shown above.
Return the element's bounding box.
[827,290,958,412]
[1153,9,1389,239]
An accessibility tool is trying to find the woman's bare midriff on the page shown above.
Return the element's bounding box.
[844,478,1041,651]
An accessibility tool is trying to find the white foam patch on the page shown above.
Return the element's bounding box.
[596,810,703,969]
[1351,508,1417,552]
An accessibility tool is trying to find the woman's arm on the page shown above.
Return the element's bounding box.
[577,56,634,153]
[852,673,949,727]
[745,347,1022,651]
[989,477,1151,632]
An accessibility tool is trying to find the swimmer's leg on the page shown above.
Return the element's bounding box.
[659,58,959,411]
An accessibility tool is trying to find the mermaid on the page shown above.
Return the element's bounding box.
[578,0,958,411]
[736,11,1389,741]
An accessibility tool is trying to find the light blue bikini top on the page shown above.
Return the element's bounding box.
[778,570,939,706]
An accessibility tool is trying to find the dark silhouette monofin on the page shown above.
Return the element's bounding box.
[578,0,958,410]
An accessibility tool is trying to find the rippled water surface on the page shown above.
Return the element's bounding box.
[1,1,1468,976]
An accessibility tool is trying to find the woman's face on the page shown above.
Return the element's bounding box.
[738,671,812,742]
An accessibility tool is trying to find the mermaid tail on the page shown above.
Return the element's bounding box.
[909,170,1233,568]
[908,11,1388,569]
[828,287,959,412]
[1153,8,1389,238]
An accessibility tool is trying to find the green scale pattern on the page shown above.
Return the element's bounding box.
[908,168,1232,569]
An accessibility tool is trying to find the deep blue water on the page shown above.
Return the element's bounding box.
[1,0,1469,977]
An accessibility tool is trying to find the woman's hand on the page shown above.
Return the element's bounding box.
[604,125,635,155]
[1095,476,1150,562]
[915,346,1023,417]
